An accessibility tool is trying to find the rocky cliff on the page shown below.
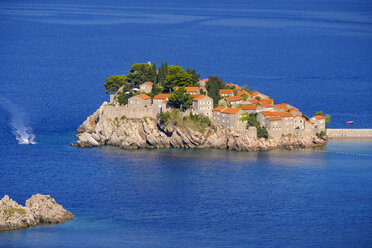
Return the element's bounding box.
[73,102,326,151]
[0,194,73,231]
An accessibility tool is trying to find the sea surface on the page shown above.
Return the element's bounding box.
[1,0,372,247]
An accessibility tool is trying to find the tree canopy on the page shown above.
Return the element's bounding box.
[104,75,126,94]
[315,110,331,124]
[167,87,193,111]
[206,76,226,107]
[163,65,197,92]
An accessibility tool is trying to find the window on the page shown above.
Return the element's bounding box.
[130,100,134,104]
[200,101,204,105]
[207,102,211,105]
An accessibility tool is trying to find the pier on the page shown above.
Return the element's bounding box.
[327,129,372,138]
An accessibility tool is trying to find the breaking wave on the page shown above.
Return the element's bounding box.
[0,97,36,144]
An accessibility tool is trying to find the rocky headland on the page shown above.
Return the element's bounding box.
[0,194,73,232]
[73,102,327,151]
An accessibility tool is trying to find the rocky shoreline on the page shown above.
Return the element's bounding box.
[0,194,73,232]
[72,102,327,151]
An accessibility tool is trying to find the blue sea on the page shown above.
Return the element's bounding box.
[0,0,372,247]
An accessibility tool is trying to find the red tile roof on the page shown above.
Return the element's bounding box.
[144,81,153,86]
[261,111,279,116]
[277,112,293,117]
[241,104,258,110]
[221,108,241,114]
[213,106,227,112]
[294,115,306,120]
[236,90,252,97]
[175,86,198,92]
[224,95,244,102]
[137,94,151,100]
[313,115,325,119]
[219,89,233,94]
[260,99,274,104]
[267,116,282,121]
[154,94,171,100]
[248,98,259,104]
[259,102,273,108]
[192,94,207,101]
[274,104,290,111]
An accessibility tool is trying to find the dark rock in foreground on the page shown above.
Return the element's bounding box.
[0,194,73,232]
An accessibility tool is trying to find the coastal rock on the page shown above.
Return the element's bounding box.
[0,194,73,232]
[74,103,327,151]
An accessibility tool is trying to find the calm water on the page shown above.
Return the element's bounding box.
[1,0,372,247]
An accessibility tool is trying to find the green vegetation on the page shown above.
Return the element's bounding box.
[163,65,198,92]
[315,110,331,124]
[206,76,226,107]
[158,110,212,133]
[103,62,200,96]
[167,87,193,111]
[316,131,326,139]
[240,113,269,139]
[104,75,126,94]
[116,91,134,106]
[4,208,26,220]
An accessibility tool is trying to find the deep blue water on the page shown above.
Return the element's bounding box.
[1,0,372,247]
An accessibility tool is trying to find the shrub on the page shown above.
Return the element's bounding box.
[316,131,326,139]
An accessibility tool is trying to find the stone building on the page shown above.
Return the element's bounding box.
[240,104,262,114]
[139,81,153,93]
[310,115,326,132]
[219,89,234,97]
[212,107,245,130]
[191,94,213,116]
[265,116,283,139]
[218,96,244,106]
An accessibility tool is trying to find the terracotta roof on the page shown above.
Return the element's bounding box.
[156,70,159,75]
[313,115,325,119]
[236,90,252,97]
[221,108,241,114]
[294,115,306,120]
[259,102,273,108]
[175,86,198,92]
[277,112,293,117]
[248,98,259,104]
[234,86,240,90]
[274,104,290,111]
[144,81,153,86]
[204,78,209,82]
[289,107,299,111]
[137,94,151,100]
[201,85,207,90]
[261,111,279,116]
[241,104,258,110]
[192,94,207,101]
[224,95,244,102]
[228,83,235,86]
[219,89,233,94]
[267,116,282,121]
[260,99,274,104]
[213,106,227,112]
[251,91,259,96]
[154,94,171,99]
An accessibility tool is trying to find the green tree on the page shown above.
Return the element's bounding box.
[130,63,151,73]
[186,68,200,84]
[167,87,193,111]
[164,65,196,92]
[151,84,163,95]
[315,110,331,124]
[240,113,268,139]
[206,76,226,107]
[104,75,126,94]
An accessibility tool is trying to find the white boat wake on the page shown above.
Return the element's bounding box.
[0,97,36,144]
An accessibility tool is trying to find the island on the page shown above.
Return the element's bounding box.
[0,194,73,231]
[73,62,330,151]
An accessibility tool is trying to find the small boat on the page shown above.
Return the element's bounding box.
[346,121,354,125]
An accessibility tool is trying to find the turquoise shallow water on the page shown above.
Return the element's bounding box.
[0,136,372,247]
[1,0,372,247]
